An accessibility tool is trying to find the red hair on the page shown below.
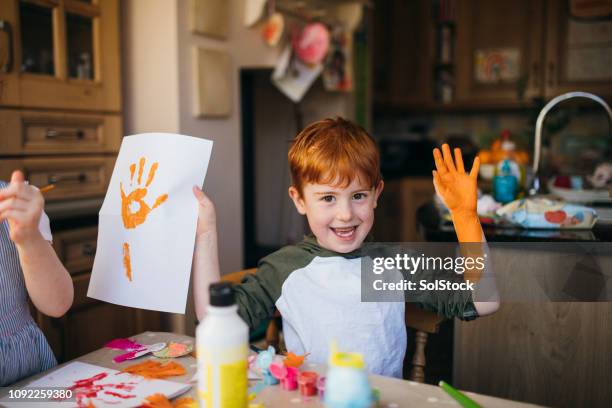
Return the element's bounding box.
[288,117,381,195]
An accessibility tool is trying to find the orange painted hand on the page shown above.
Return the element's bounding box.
[120,157,168,229]
[120,157,168,282]
[432,144,480,215]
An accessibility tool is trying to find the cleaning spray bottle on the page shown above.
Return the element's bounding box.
[196,282,249,408]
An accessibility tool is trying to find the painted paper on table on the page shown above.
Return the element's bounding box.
[87,133,213,313]
[0,361,190,408]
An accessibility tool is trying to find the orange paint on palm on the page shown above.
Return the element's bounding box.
[123,242,132,282]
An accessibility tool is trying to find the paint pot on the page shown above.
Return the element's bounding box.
[317,376,326,399]
[270,362,298,391]
[298,371,318,397]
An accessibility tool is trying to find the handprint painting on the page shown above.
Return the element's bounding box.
[88,133,213,313]
[120,158,169,282]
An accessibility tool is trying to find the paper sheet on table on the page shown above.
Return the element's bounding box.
[87,133,213,313]
[0,361,190,408]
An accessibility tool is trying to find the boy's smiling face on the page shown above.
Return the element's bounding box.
[289,176,384,253]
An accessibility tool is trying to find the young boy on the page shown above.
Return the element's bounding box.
[193,117,498,378]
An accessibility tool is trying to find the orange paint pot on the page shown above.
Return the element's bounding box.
[298,371,318,397]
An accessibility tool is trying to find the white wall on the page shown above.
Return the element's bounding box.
[122,0,180,134]
[123,0,354,334]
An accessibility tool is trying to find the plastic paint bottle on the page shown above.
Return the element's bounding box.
[197,282,249,408]
[324,343,373,408]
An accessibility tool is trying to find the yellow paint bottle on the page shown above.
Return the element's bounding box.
[197,282,249,408]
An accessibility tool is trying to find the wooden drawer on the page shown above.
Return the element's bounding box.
[53,227,98,275]
[0,156,115,202]
[0,109,122,155]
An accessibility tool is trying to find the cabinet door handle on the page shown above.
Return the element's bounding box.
[0,20,14,73]
[547,62,555,87]
[47,173,88,185]
[46,129,85,140]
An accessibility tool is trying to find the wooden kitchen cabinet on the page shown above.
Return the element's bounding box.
[1,0,162,362]
[0,0,121,112]
[0,109,122,155]
[373,0,434,109]
[374,178,435,242]
[544,0,612,98]
[454,0,545,105]
[373,0,612,110]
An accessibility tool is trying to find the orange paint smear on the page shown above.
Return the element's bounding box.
[121,361,186,379]
[137,157,145,184]
[121,188,151,229]
[142,394,195,408]
[123,243,132,282]
[129,163,136,182]
[152,194,168,210]
[145,162,159,187]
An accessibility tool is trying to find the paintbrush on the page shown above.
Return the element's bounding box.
[39,184,55,194]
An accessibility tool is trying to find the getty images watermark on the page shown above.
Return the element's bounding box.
[360,242,612,303]
[370,252,486,291]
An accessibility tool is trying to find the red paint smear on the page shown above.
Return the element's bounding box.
[104,391,137,399]
[70,372,108,388]
[67,372,138,408]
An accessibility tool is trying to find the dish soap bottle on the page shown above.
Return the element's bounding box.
[494,159,519,203]
[197,282,249,408]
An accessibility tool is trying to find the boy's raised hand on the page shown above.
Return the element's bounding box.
[432,144,480,217]
[193,186,217,240]
[0,170,44,245]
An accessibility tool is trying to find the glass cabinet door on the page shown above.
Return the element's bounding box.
[19,1,55,76]
[66,11,94,80]
[2,0,121,111]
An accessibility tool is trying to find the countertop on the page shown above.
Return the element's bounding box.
[417,202,612,242]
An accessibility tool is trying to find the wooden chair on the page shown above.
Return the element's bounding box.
[221,269,281,351]
[222,268,443,382]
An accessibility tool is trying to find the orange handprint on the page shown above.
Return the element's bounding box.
[120,157,168,281]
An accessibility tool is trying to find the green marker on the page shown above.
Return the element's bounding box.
[438,381,482,408]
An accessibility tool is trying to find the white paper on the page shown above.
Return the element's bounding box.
[0,362,190,408]
[87,133,213,313]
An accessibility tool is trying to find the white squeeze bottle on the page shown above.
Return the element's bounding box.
[197,282,249,408]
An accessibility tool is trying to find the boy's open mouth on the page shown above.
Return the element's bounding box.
[330,226,357,240]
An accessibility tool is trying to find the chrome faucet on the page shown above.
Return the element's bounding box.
[529,91,612,195]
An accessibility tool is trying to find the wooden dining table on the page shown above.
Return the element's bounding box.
[1,331,545,407]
